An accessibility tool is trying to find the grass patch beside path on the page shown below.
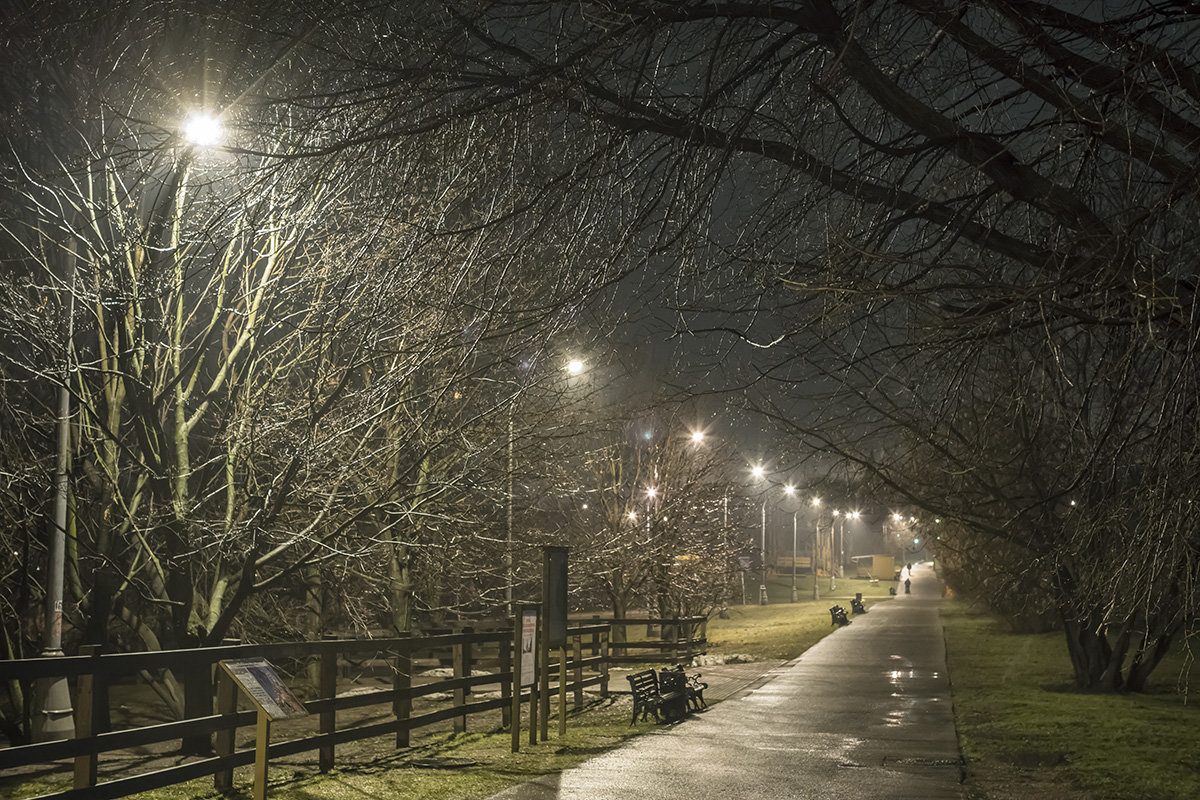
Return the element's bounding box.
[14,581,892,800]
[18,699,646,800]
[941,600,1200,800]
[707,575,894,661]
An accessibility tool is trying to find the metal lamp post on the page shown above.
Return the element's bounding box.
[506,358,584,617]
[783,485,797,602]
[33,263,77,741]
[811,496,821,601]
[758,500,768,604]
[790,511,799,602]
[35,112,225,741]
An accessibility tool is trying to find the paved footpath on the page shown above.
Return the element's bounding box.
[489,564,963,800]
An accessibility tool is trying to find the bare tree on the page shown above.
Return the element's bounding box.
[291,0,1200,691]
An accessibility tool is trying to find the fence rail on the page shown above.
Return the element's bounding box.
[0,616,704,800]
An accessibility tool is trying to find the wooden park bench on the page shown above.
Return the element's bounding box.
[626,668,688,723]
[665,664,707,711]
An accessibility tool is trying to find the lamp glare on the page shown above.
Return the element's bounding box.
[184,112,222,147]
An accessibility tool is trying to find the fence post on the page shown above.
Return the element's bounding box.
[453,633,467,734]
[72,644,99,790]
[500,628,512,729]
[557,646,567,737]
[394,638,411,749]
[213,666,237,793]
[572,636,583,710]
[319,637,337,773]
[600,625,609,699]
[180,636,215,755]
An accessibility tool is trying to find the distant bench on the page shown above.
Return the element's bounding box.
[626,666,706,723]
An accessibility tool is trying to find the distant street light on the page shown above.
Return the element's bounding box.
[783,486,798,602]
[507,357,585,615]
[811,496,821,601]
[690,430,704,444]
[751,465,768,604]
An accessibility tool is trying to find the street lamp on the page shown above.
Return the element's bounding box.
[34,110,227,741]
[845,510,860,575]
[811,496,821,600]
[34,278,77,742]
[832,510,840,590]
[506,356,585,616]
[183,111,223,147]
[751,465,769,604]
[784,485,799,602]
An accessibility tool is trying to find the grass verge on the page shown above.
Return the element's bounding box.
[14,699,647,800]
[941,600,1200,800]
[707,575,894,660]
[13,578,893,800]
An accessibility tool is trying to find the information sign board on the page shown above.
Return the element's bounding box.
[519,608,538,687]
[220,658,309,720]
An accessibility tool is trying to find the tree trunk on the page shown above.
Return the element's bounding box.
[608,592,628,645]
[302,563,326,688]
[390,545,413,635]
[1061,614,1123,692]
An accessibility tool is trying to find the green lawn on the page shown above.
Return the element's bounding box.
[708,573,894,660]
[941,601,1200,800]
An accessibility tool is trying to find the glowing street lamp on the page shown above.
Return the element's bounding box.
[183,111,223,147]
[750,466,770,604]
[811,496,822,600]
[784,486,798,602]
[506,356,585,615]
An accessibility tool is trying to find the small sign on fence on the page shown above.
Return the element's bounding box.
[220,658,308,800]
[520,608,538,687]
[220,658,308,720]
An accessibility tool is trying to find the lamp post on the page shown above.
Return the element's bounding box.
[751,465,769,604]
[506,357,584,617]
[783,485,797,602]
[844,510,859,576]
[33,256,77,742]
[34,111,223,741]
[756,500,767,604]
[811,496,821,601]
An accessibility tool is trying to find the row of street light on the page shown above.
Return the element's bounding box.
[749,465,862,605]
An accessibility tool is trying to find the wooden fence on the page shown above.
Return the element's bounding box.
[602,616,708,665]
[0,617,704,800]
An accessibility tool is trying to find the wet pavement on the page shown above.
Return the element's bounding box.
[488,564,963,799]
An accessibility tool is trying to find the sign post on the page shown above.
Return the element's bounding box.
[540,546,568,739]
[512,605,538,752]
[219,658,309,800]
